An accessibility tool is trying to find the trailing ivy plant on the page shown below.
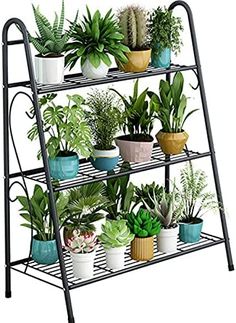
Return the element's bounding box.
[28,93,93,159]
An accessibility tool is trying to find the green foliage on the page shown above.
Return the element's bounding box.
[135,182,163,209]
[28,93,93,159]
[65,7,129,70]
[99,220,134,249]
[149,72,198,133]
[118,5,149,49]
[127,209,161,238]
[175,163,220,223]
[85,89,123,150]
[149,7,183,56]
[17,184,68,241]
[29,0,78,56]
[111,80,155,138]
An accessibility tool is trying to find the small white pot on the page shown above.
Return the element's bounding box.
[70,250,96,279]
[93,146,120,158]
[35,55,65,84]
[91,217,106,236]
[157,226,179,253]
[105,246,126,270]
[81,59,109,79]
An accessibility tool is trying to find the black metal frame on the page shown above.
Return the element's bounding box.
[2,2,234,323]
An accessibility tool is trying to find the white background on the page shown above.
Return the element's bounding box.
[0,0,236,322]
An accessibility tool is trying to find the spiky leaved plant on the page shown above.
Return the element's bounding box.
[118,5,150,50]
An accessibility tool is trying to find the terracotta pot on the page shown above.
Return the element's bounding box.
[117,49,151,73]
[115,135,154,163]
[156,130,189,155]
[131,236,154,261]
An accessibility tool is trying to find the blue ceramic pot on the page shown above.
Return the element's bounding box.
[90,146,119,171]
[32,237,58,265]
[179,219,203,243]
[151,47,171,68]
[49,153,79,180]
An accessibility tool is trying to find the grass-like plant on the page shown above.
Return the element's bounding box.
[29,0,78,56]
[65,6,129,70]
[85,89,123,150]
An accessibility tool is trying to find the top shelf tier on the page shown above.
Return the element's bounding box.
[9,64,197,94]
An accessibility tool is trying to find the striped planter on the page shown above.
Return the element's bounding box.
[131,236,154,261]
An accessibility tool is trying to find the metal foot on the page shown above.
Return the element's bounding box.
[5,291,12,298]
[68,316,75,323]
[228,264,234,271]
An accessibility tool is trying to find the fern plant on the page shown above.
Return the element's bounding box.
[29,0,78,56]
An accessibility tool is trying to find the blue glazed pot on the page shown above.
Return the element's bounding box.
[90,146,119,171]
[49,153,79,180]
[32,237,58,265]
[151,47,171,68]
[179,219,203,243]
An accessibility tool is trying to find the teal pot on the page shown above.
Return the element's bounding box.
[179,219,203,243]
[49,152,79,180]
[90,146,119,171]
[151,47,171,68]
[32,236,58,265]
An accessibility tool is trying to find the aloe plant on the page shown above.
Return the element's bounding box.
[99,220,134,249]
[29,0,78,56]
[135,182,163,209]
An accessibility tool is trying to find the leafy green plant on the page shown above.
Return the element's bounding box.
[65,7,129,70]
[17,184,68,241]
[28,93,93,159]
[149,7,183,56]
[66,230,97,254]
[127,209,161,238]
[149,72,198,133]
[99,220,134,249]
[118,5,149,50]
[85,89,123,150]
[135,182,163,209]
[111,80,155,140]
[29,0,78,56]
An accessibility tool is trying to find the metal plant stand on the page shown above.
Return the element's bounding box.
[2,2,234,323]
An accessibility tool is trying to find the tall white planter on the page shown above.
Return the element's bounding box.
[91,217,106,236]
[70,250,96,279]
[81,59,109,79]
[105,246,126,270]
[35,55,65,84]
[157,226,179,253]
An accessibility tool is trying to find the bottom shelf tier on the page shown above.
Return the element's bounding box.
[11,232,224,290]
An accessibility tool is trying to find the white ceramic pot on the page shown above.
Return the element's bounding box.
[35,55,65,84]
[81,59,109,79]
[157,226,179,253]
[105,246,126,270]
[91,217,106,236]
[70,250,96,279]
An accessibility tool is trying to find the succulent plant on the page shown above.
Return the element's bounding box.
[135,182,163,209]
[66,230,97,254]
[118,5,149,50]
[99,220,134,249]
[127,209,161,238]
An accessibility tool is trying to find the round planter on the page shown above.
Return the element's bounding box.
[90,146,119,171]
[35,55,65,84]
[105,246,126,270]
[131,236,154,261]
[32,236,58,265]
[70,250,96,279]
[115,135,154,163]
[151,47,171,68]
[116,49,151,73]
[91,217,106,236]
[81,59,109,79]
[179,219,203,243]
[156,130,189,155]
[157,226,179,253]
[48,153,79,180]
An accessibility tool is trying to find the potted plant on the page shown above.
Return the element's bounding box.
[17,184,68,265]
[28,93,93,180]
[66,229,98,279]
[177,163,220,243]
[29,0,78,84]
[65,7,129,79]
[117,5,151,72]
[127,209,161,261]
[99,220,134,270]
[85,89,122,171]
[149,7,183,68]
[149,72,198,155]
[134,182,163,209]
[112,80,155,162]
